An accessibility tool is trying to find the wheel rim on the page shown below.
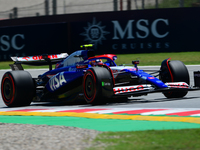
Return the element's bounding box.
[4,78,13,100]
[85,75,95,99]
[1,75,15,104]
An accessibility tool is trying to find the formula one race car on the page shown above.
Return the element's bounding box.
[1,44,200,107]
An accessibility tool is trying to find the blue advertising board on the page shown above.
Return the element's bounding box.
[0,8,200,60]
[0,23,68,60]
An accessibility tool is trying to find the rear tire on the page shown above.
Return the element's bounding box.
[83,67,113,105]
[1,71,35,107]
[160,60,189,98]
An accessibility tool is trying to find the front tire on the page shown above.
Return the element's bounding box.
[83,67,113,105]
[160,60,189,98]
[1,71,35,107]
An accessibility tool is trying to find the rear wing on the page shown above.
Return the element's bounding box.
[10,53,68,71]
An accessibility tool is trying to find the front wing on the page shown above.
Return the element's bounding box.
[112,82,200,97]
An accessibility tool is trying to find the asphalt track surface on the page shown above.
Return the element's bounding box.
[0,66,200,131]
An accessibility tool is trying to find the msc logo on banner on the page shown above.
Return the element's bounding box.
[0,34,25,51]
[80,17,170,51]
[80,18,110,48]
[0,34,26,60]
[111,18,170,50]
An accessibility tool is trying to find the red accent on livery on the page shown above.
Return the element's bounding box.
[166,82,189,88]
[1,74,15,105]
[112,70,118,73]
[25,55,58,61]
[88,54,117,61]
[12,53,67,62]
[114,85,145,94]
[76,65,88,69]
[126,68,136,71]
[83,69,97,103]
[46,74,56,79]
[166,58,174,82]
[22,57,30,60]
[51,55,58,59]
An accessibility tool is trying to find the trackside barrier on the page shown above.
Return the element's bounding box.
[1,8,200,60]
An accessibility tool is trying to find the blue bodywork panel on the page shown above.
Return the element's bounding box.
[123,68,168,88]
[37,49,168,100]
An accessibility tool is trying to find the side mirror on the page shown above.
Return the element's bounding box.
[132,60,139,64]
[132,60,139,71]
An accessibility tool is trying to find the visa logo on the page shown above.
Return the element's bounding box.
[49,72,67,91]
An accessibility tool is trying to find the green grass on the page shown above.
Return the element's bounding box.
[114,52,200,66]
[1,52,200,70]
[89,128,200,150]
[146,0,199,9]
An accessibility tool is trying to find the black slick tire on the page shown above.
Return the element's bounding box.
[83,67,113,105]
[1,71,35,107]
[160,60,189,98]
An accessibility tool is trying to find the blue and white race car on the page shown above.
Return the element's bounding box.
[1,44,200,107]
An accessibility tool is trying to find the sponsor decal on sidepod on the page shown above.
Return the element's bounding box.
[49,72,67,91]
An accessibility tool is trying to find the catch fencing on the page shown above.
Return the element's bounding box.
[0,0,190,20]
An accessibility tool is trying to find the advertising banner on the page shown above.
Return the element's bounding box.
[69,8,200,54]
[0,8,200,60]
[0,23,68,61]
